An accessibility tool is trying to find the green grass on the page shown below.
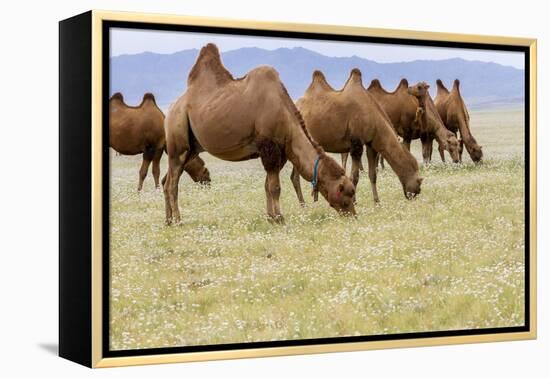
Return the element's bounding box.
[109,107,525,350]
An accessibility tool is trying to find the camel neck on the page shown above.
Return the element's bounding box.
[367,117,416,185]
[286,123,321,182]
[380,143,417,184]
[457,116,474,144]
[423,97,448,145]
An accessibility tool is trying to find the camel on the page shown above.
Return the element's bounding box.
[291,69,423,206]
[366,79,460,165]
[109,93,210,190]
[163,43,356,225]
[434,79,483,163]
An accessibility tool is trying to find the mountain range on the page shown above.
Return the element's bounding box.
[110,47,524,109]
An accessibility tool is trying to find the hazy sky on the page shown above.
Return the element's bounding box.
[110,28,524,69]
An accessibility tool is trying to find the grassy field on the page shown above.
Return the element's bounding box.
[109,106,525,350]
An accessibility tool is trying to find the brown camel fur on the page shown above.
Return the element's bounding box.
[434,79,483,163]
[292,69,423,205]
[163,43,356,225]
[367,79,460,165]
[109,93,210,190]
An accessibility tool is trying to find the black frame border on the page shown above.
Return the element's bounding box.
[101,20,531,359]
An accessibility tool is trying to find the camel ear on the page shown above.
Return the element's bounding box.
[425,84,430,89]
[417,177,424,185]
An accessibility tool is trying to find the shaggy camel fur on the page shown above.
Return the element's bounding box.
[292,69,423,205]
[163,43,356,224]
[109,93,210,190]
[435,79,483,163]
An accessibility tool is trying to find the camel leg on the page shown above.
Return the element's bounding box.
[265,170,284,224]
[458,138,464,163]
[366,145,380,203]
[164,155,186,224]
[163,171,172,223]
[258,139,286,223]
[421,135,433,165]
[403,138,411,152]
[358,157,364,171]
[152,149,163,189]
[290,166,305,206]
[350,141,363,204]
[138,152,153,191]
[341,152,349,172]
[438,143,446,162]
[376,153,385,171]
[171,158,186,222]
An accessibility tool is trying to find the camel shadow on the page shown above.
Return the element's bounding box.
[38,343,58,355]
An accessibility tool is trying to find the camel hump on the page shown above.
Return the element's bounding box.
[110,92,124,102]
[189,43,233,85]
[398,78,409,89]
[200,43,221,59]
[436,79,449,94]
[367,79,382,90]
[350,68,362,78]
[312,70,326,81]
[452,79,461,92]
[344,68,363,88]
[142,93,156,103]
[309,70,333,91]
[254,65,279,80]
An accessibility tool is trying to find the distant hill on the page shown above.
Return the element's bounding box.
[110,47,524,108]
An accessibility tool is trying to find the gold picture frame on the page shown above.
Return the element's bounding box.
[59,9,537,368]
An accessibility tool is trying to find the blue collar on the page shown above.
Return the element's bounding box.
[311,156,321,188]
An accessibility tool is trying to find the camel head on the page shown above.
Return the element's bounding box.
[403,175,423,200]
[196,166,211,185]
[186,156,212,185]
[316,157,356,216]
[407,82,430,98]
[399,146,423,199]
[468,143,483,163]
[445,131,461,163]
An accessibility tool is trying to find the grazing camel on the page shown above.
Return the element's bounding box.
[109,93,210,190]
[434,79,483,163]
[291,69,423,205]
[367,79,460,165]
[163,43,356,225]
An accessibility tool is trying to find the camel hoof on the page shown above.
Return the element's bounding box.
[268,215,285,225]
